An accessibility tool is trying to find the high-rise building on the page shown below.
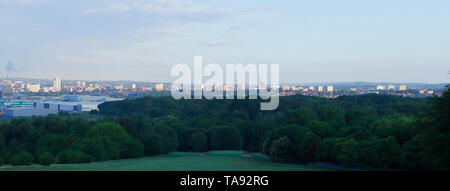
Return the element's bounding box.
[387,85,395,91]
[53,78,61,92]
[399,85,407,91]
[14,81,25,89]
[317,86,323,92]
[115,85,124,90]
[132,84,136,89]
[155,83,164,91]
[327,86,334,92]
[281,85,290,91]
[309,86,315,91]
[28,84,40,92]
[376,85,386,90]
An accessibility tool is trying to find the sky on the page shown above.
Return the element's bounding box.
[0,0,449,83]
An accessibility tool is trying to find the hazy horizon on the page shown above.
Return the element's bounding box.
[3,76,449,86]
[1,0,449,83]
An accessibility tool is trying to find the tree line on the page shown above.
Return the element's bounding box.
[1,86,448,170]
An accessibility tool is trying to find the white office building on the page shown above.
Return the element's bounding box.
[317,86,323,92]
[53,78,61,92]
[387,85,395,91]
[27,84,41,92]
[376,85,386,90]
[327,86,334,92]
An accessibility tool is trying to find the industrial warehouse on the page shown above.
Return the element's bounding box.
[1,101,82,118]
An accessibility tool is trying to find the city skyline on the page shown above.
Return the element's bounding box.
[1,0,449,83]
[2,76,450,85]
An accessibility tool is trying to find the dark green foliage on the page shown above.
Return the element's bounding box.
[35,133,66,157]
[118,117,138,137]
[87,122,133,157]
[42,114,68,134]
[354,138,378,167]
[88,123,131,146]
[129,117,178,156]
[336,138,359,166]
[0,116,142,165]
[67,118,91,137]
[0,87,448,170]
[0,133,4,150]
[421,85,450,170]
[10,151,33,166]
[373,116,417,144]
[73,137,119,161]
[207,125,243,150]
[188,132,208,152]
[9,118,32,141]
[268,136,294,162]
[345,106,377,125]
[306,120,334,139]
[264,124,319,162]
[245,119,275,152]
[57,150,94,164]
[316,106,343,122]
[284,107,316,126]
[155,124,178,154]
[400,135,426,169]
[91,89,450,170]
[122,139,144,158]
[1,140,26,164]
[316,138,340,163]
[38,152,53,166]
[142,135,165,156]
[374,136,401,169]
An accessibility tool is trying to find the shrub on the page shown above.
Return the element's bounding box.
[74,138,111,161]
[38,152,54,166]
[57,150,94,164]
[10,151,34,166]
[87,122,133,157]
[269,136,294,162]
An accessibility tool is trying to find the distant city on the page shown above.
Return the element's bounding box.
[278,82,446,98]
[0,77,447,118]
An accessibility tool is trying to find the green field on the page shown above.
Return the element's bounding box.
[0,151,332,171]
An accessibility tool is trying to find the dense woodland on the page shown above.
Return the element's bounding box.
[0,86,449,170]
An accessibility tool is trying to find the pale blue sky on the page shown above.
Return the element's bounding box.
[0,0,449,83]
